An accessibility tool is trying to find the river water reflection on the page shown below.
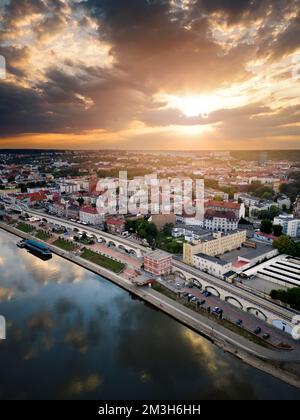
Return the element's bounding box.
[0,229,299,400]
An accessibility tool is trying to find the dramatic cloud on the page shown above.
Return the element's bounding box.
[0,0,300,149]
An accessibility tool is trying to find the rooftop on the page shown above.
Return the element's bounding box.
[145,250,172,261]
[206,200,241,210]
[194,253,230,266]
[204,209,238,221]
[80,206,98,215]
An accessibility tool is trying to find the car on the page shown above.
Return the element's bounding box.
[254,327,262,335]
[183,292,189,298]
[236,320,243,326]
[191,297,197,302]
[188,293,193,298]
[263,333,270,340]
[213,307,223,315]
[198,299,206,306]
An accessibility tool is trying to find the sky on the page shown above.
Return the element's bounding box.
[0,0,300,150]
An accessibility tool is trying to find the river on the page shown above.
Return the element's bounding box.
[0,229,299,400]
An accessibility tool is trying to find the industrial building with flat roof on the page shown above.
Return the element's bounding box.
[243,255,300,289]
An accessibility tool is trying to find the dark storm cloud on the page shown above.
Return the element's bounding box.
[84,0,254,92]
[0,44,29,77]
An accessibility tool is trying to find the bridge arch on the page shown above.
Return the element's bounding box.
[128,249,137,256]
[173,270,187,280]
[225,296,243,310]
[205,286,220,297]
[118,244,127,252]
[247,307,267,322]
[190,278,202,289]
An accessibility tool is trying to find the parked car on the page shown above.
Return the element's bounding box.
[254,327,262,335]
[198,299,206,306]
[263,333,270,340]
[191,297,197,302]
[236,319,243,326]
[213,307,223,315]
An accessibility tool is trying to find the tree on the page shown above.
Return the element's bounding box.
[272,224,283,237]
[77,197,84,206]
[239,217,252,226]
[271,288,300,310]
[162,223,174,236]
[125,219,137,233]
[260,219,273,234]
[136,220,158,243]
[214,196,223,202]
[273,235,299,256]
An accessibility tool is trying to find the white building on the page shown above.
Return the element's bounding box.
[192,253,232,279]
[79,206,104,226]
[273,215,300,238]
[277,195,291,210]
[250,201,278,216]
[234,193,261,207]
[203,210,239,232]
[60,183,80,194]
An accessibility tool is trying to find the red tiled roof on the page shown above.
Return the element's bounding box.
[80,206,98,214]
[206,200,241,210]
[106,217,125,226]
[16,192,47,202]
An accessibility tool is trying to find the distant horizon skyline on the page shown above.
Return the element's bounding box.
[1,147,300,153]
[1,0,300,150]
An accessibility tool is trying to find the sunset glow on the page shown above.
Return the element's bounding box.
[0,0,300,149]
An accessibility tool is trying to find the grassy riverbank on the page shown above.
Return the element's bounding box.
[81,248,125,274]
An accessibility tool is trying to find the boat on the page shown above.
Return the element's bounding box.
[23,239,52,259]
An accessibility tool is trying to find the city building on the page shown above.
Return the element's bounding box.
[183,230,247,265]
[203,210,239,232]
[249,201,278,216]
[243,255,300,289]
[273,215,300,238]
[106,217,125,234]
[259,152,268,166]
[205,200,245,219]
[144,250,172,276]
[60,183,80,194]
[79,206,104,226]
[233,193,261,207]
[253,231,277,244]
[192,253,232,279]
[276,195,291,210]
[66,204,80,220]
[293,197,300,218]
[231,243,278,272]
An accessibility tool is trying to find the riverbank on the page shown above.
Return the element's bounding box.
[1,222,300,389]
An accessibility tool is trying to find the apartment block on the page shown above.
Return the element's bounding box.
[183,230,247,265]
